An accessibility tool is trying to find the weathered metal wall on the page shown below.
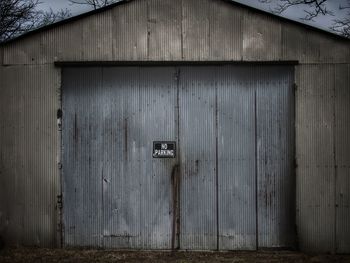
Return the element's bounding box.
[255,67,295,248]
[2,0,350,65]
[0,64,60,247]
[62,67,177,249]
[178,67,218,250]
[334,64,350,254]
[295,64,350,253]
[61,66,294,250]
[0,0,349,252]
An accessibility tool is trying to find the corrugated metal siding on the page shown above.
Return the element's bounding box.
[62,67,177,249]
[0,65,60,247]
[217,67,256,250]
[0,0,349,253]
[295,65,336,253]
[148,0,182,60]
[334,64,350,253]
[61,66,294,250]
[0,59,4,240]
[2,0,350,65]
[82,12,113,61]
[216,66,295,250]
[209,1,242,60]
[256,67,295,248]
[243,12,282,61]
[181,0,210,60]
[112,0,148,60]
[178,67,217,250]
[62,68,104,247]
[0,47,3,64]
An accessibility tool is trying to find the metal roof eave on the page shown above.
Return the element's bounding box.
[1,0,349,46]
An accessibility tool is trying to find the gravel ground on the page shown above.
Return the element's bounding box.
[0,248,350,263]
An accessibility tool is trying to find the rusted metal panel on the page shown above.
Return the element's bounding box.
[135,68,177,249]
[335,64,350,253]
[148,0,182,60]
[178,67,217,250]
[217,66,256,250]
[243,12,282,61]
[0,65,60,247]
[62,68,104,247]
[112,0,148,60]
[217,65,295,250]
[256,66,295,248]
[295,64,336,252]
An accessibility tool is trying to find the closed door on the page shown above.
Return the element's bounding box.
[62,65,295,250]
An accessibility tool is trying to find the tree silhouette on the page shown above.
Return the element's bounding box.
[261,0,350,38]
[0,0,70,42]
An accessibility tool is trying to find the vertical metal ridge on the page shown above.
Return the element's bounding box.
[243,11,282,61]
[181,0,210,60]
[0,0,348,252]
[63,66,177,249]
[334,63,350,253]
[147,0,182,60]
[0,65,59,247]
[254,86,258,250]
[179,66,217,250]
[217,65,256,250]
[214,70,219,251]
[209,0,243,60]
[255,66,294,249]
[176,67,181,250]
[82,11,113,61]
[112,0,148,60]
[296,64,336,252]
[333,64,337,254]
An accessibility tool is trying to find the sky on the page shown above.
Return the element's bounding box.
[37,0,349,34]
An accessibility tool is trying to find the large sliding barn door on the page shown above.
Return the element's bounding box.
[62,67,178,248]
[62,65,295,250]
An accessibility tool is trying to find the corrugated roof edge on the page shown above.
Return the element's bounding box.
[0,0,349,46]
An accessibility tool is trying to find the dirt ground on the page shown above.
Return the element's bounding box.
[0,248,350,263]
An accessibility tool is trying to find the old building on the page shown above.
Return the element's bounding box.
[0,0,349,253]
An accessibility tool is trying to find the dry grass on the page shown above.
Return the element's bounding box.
[0,248,350,263]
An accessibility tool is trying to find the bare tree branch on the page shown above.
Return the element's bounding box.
[68,0,120,10]
[260,0,350,38]
[0,0,71,42]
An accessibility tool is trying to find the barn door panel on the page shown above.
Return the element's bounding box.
[178,67,218,250]
[217,66,257,250]
[102,67,178,249]
[62,67,104,247]
[256,67,295,248]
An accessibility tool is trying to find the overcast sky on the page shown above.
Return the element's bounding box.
[37,0,349,34]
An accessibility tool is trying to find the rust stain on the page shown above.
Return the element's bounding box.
[73,113,78,142]
[107,234,136,238]
[171,163,180,251]
[195,160,199,175]
[124,117,128,160]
